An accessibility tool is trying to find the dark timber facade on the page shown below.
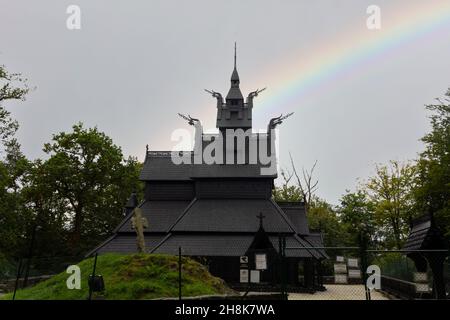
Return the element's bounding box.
[89,50,327,291]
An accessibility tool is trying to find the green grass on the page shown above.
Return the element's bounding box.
[1,253,234,300]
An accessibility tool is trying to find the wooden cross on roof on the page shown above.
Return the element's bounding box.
[256,212,266,229]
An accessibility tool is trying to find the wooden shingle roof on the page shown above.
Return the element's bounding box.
[151,234,318,258]
[403,214,447,251]
[169,198,295,233]
[277,201,310,235]
[118,200,191,233]
[140,151,277,181]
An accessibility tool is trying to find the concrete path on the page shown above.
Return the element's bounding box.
[289,285,389,300]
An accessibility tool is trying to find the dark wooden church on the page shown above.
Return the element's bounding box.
[89,49,327,291]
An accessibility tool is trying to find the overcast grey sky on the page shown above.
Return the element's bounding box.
[1,0,449,204]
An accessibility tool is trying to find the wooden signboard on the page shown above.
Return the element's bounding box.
[413,272,428,283]
[250,270,260,283]
[335,274,348,284]
[334,263,347,274]
[347,258,359,268]
[240,269,249,283]
[255,253,267,270]
[240,256,248,264]
[415,283,430,293]
[348,269,361,279]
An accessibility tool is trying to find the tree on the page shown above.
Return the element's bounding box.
[365,160,417,249]
[40,123,142,254]
[289,155,318,211]
[308,197,351,247]
[1,64,147,261]
[414,90,450,238]
[20,159,70,257]
[273,154,318,210]
[0,65,30,102]
[0,159,31,258]
[0,65,30,152]
[0,65,31,260]
[272,169,302,202]
[339,190,376,247]
[273,157,351,245]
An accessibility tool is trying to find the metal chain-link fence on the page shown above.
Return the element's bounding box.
[0,255,83,299]
[282,245,449,300]
[2,247,448,300]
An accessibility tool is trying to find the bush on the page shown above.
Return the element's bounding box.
[0,253,16,280]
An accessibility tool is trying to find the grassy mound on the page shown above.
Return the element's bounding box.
[1,253,234,300]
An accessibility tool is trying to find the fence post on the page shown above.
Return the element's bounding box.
[23,224,41,288]
[359,231,371,300]
[88,253,98,301]
[281,236,287,300]
[12,259,23,300]
[178,247,182,300]
[278,235,282,294]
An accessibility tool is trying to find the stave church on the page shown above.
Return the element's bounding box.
[88,47,327,292]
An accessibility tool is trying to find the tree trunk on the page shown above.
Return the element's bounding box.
[69,206,83,254]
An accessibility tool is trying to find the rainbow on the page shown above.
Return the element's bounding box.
[150,2,450,154]
[252,1,450,114]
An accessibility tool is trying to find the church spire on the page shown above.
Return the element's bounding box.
[213,43,252,129]
[234,41,237,69]
[227,42,243,100]
[230,42,240,85]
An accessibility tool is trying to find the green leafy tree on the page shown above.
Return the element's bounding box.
[20,159,71,257]
[0,65,29,149]
[365,160,418,249]
[339,190,376,247]
[308,197,351,247]
[0,65,31,260]
[414,90,450,238]
[273,155,318,210]
[40,123,142,254]
[272,170,302,202]
[273,158,350,246]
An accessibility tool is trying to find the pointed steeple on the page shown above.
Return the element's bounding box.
[234,42,237,68]
[226,42,244,101]
[230,42,239,83]
[215,43,252,129]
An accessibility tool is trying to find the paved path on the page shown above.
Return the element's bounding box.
[289,285,389,300]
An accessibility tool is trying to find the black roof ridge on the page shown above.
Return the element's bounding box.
[294,234,318,259]
[116,200,192,234]
[296,234,328,259]
[84,234,117,258]
[160,230,294,236]
[166,197,198,232]
[143,199,193,202]
[276,201,306,207]
[150,233,322,258]
[149,233,172,254]
[268,198,300,234]
[410,213,432,226]
[191,197,275,200]
[146,150,193,157]
[118,231,168,235]
[169,198,296,234]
